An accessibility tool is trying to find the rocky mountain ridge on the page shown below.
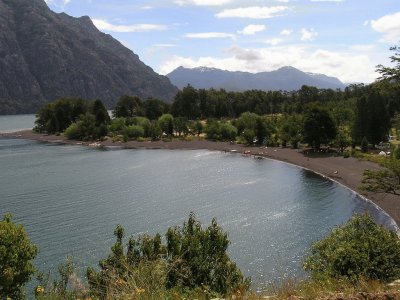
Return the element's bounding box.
[0,0,178,114]
[167,66,346,92]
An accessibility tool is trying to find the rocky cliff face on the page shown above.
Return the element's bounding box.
[0,0,178,114]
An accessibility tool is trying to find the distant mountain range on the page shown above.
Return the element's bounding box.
[167,66,346,92]
[0,0,178,114]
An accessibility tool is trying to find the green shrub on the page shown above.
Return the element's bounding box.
[87,213,249,299]
[64,123,80,140]
[219,123,237,141]
[124,125,145,140]
[0,214,38,299]
[303,214,400,283]
[109,117,127,134]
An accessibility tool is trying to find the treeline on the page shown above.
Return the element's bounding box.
[34,81,398,152]
[34,45,400,150]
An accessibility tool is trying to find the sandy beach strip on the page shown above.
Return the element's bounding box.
[2,130,399,227]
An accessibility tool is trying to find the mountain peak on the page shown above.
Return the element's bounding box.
[167,66,345,91]
[0,0,177,114]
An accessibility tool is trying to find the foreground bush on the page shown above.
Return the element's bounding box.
[87,213,249,299]
[303,214,400,282]
[0,214,38,299]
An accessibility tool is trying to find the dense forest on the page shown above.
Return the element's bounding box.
[34,80,399,151]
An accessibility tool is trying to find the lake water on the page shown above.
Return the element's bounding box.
[0,114,36,133]
[1,135,398,292]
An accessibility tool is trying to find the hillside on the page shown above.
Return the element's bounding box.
[167,66,345,91]
[0,0,178,114]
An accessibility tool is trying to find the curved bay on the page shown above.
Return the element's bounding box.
[0,138,396,289]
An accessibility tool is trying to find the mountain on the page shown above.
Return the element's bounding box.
[0,0,178,114]
[167,66,345,92]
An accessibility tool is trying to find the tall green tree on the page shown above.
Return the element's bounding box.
[0,214,38,299]
[143,98,169,120]
[34,97,90,133]
[113,95,142,118]
[171,85,200,119]
[303,105,337,150]
[92,99,110,126]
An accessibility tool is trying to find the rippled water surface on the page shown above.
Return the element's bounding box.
[0,114,35,133]
[1,137,396,290]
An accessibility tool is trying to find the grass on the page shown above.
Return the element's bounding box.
[35,277,400,300]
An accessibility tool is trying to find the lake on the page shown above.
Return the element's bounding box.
[0,133,397,291]
[0,114,36,133]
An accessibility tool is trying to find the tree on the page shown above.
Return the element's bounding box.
[171,85,200,119]
[173,117,188,136]
[242,129,255,145]
[158,114,174,136]
[279,114,303,148]
[255,117,268,145]
[219,123,237,141]
[0,214,38,299]
[235,112,259,135]
[113,95,142,118]
[194,120,203,136]
[352,96,369,145]
[92,99,110,126]
[304,214,400,283]
[143,98,169,120]
[334,127,351,154]
[205,120,221,140]
[361,136,369,153]
[34,97,90,133]
[64,113,107,141]
[87,214,249,299]
[303,105,337,150]
[376,44,400,82]
[124,125,145,140]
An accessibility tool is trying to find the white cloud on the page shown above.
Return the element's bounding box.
[238,24,266,35]
[280,29,292,36]
[216,6,288,19]
[92,19,168,33]
[310,0,344,2]
[371,12,400,43]
[158,45,378,83]
[185,32,235,39]
[153,44,176,48]
[301,28,318,41]
[349,44,376,52]
[174,0,232,6]
[44,0,70,9]
[265,38,283,46]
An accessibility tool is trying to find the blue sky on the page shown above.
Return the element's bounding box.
[44,0,400,83]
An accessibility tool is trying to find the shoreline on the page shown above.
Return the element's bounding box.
[2,129,399,228]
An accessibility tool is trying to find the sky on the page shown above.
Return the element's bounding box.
[44,0,400,84]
